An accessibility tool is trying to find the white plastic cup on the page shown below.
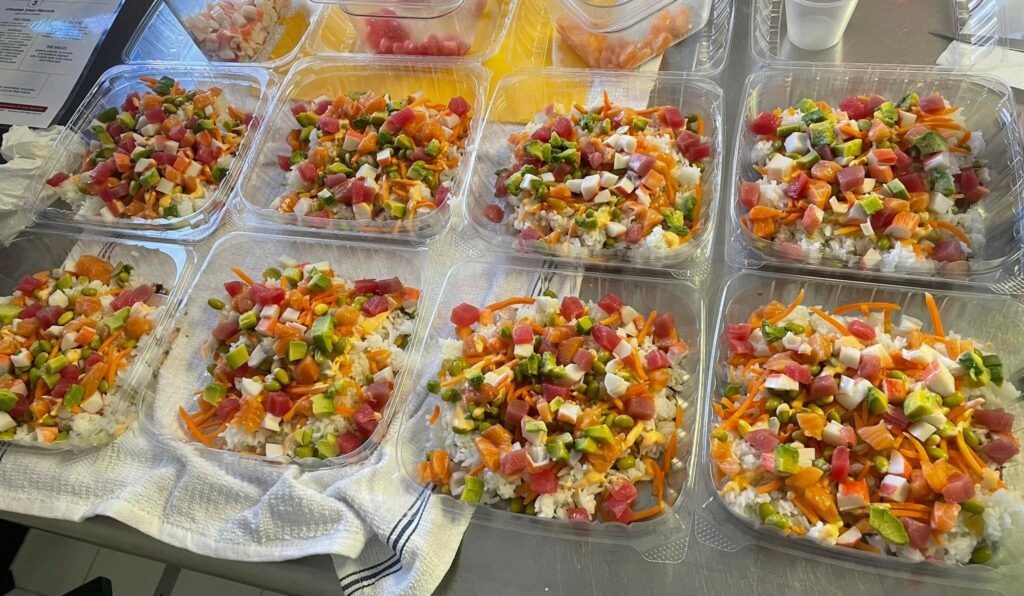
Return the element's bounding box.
[784,0,858,51]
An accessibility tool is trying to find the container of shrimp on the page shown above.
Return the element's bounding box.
[32,64,276,243]
[141,231,431,469]
[235,55,488,244]
[750,0,1011,69]
[694,270,1024,592]
[728,65,1024,289]
[0,228,196,452]
[124,0,322,70]
[504,0,732,74]
[463,67,723,276]
[309,0,518,61]
[393,257,707,560]
[544,0,713,70]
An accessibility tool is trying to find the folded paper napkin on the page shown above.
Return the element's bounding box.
[0,125,69,242]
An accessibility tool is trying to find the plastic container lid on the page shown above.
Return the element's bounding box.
[326,0,467,19]
[554,0,679,32]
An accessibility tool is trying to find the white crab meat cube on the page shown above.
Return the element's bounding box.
[262,413,281,432]
[134,158,155,174]
[612,340,632,361]
[899,110,917,127]
[259,304,280,320]
[520,416,547,446]
[0,412,14,433]
[527,444,549,466]
[764,373,800,392]
[352,202,373,220]
[612,176,635,196]
[557,402,581,424]
[797,447,815,468]
[878,474,910,502]
[837,483,869,511]
[483,369,509,388]
[580,174,602,200]
[562,363,585,386]
[836,376,871,410]
[859,221,875,237]
[184,160,203,178]
[923,362,956,396]
[620,305,639,324]
[566,178,584,194]
[604,373,629,398]
[81,393,104,413]
[887,451,907,475]
[48,289,68,308]
[923,152,952,172]
[373,366,395,385]
[838,345,862,369]
[593,189,614,204]
[837,527,863,547]
[828,196,849,214]
[908,420,938,442]
[61,332,79,351]
[766,154,796,182]
[281,308,300,323]
[540,172,556,183]
[861,248,882,268]
[896,315,923,333]
[613,153,631,170]
[783,132,810,155]
[781,332,804,352]
[822,420,847,446]
[928,191,954,214]
[355,163,378,180]
[239,377,264,398]
[902,345,939,366]
[605,222,626,238]
[11,349,32,368]
[599,172,618,188]
[264,443,285,458]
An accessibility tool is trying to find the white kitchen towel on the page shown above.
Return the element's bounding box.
[0,125,71,242]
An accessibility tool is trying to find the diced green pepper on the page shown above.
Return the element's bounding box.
[801,109,827,125]
[225,344,249,369]
[238,311,259,330]
[761,319,787,343]
[869,505,909,545]
[776,124,804,138]
[461,475,484,502]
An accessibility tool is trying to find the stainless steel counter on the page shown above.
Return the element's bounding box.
[4,1,1021,595]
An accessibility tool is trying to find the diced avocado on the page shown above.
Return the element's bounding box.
[859,194,884,216]
[282,267,303,285]
[574,436,598,453]
[465,369,485,390]
[867,387,889,416]
[584,424,614,443]
[312,393,334,417]
[388,200,407,218]
[202,383,227,406]
[64,384,84,407]
[539,352,565,380]
[238,311,258,330]
[138,168,160,188]
[663,209,688,234]
[288,340,308,362]
[0,389,17,411]
[0,304,21,325]
[761,319,787,343]
[776,124,804,138]
[959,350,990,386]
[874,102,899,127]
[225,344,250,369]
[869,505,909,545]
[153,76,175,95]
[680,193,697,222]
[884,178,910,201]
[832,139,863,158]
[774,444,800,475]
[575,316,595,335]
[451,416,476,434]
[796,98,819,113]
[796,151,820,169]
[295,111,318,127]
[461,475,484,502]
[903,389,938,421]
[103,307,131,331]
[395,134,414,151]
[326,162,354,176]
[293,445,313,458]
[546,440,570,463]
[211,165,229,183]
[116,112,136,132]
[311,315,335,353]
[914,131,948,155]
[809,121,835,146]
[309,271,332,292]
[316,434,340,458]
[897,92,919,110]
[801,109,828,125]
[95,106,119,124]
[929,169,956,195]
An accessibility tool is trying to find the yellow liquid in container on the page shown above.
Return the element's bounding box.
[268,9,312,61]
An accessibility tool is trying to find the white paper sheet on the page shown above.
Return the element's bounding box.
[0,0,122,127]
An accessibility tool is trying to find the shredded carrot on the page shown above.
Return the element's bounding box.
[179,406,215,447]
[832,302,901,315]
[930,220,972,245]
[809,307,850,335]
[485,296,536,312]
[767,289,804,324]
[631,503,664,521]
[231,267,254,285]
[637,310,657,344]
[756,479,783,493]
[924,293,945,338]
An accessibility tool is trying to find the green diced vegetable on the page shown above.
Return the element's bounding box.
[929,169,956,196]
[761,319,787,343]
[774,444,800,474]
[959,350,990,386]
[796,151,820,169]
[311,315,334,353]
[867,387,889,415]
[859,194,884,215]
[982,354,1003,386]
[138,168,160,188]
[316,434,339,458]
[202,383,227,406]
[312,393,334,417]
[0,304,21,325]
[0,389,17,411]
[583,424,614,443]
[546,440,570,462]
[424,139,441,158]
[117,112,136,131]
[461,475,484,502]
[885,178,910,201]
[62,384,82,407]
[869,505,909,545]
[874,102,899,127]
[914,131,949,155]
[211,165,229,183]
[776,124,804,138]
[295,112,318,127]
[833,139,863,158]
[574,436,598,453]
[43,354,69,375]
[225,344,249,369]
[238,311,258,330]
[153,76,175,95]
[95,107,119,124]
[808,121,835,146]
[288,340,308,362]
[897,92,919,110]
[801,109,827,125]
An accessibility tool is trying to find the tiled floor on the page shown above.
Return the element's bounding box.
[6,529,286,596]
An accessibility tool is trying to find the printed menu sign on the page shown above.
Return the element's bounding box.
[0,0,122,127]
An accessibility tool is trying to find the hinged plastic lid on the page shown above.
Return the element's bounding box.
[554,0,678,33]
[323,0,466,19]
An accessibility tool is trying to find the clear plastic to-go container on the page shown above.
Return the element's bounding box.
[696,271,1024,593]
[395,258,706,560]
[505,0,732,74]
[545,0,713,70]
[0,229,196,452]
[141,231,430,469]
[33,64,276,243]
[728,66,1024,289]
[463,68,723,274]
[751,0,1010,68]
[236,56,489,243]
[127,0,322,68]
[310,0,518,61]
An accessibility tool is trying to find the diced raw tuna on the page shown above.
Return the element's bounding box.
[337,432,365,454]
[837,166,865,193]
[983,435,1020,464]
[560,296,585,321]
[624,397,655,421]
[501,448,528,475]
[932,239,965,263]
[740,181,761,209]
[898,172,925,193]
[529,468,558,494]
[810,375,838,398]
[831,446,850,481]
[941,473,975,503]
[783,362,812,384]
[900,516,932,549]
[504,398,529,427]
[111,284,153,310]
[353,403,379,435]
[450,303,480,327]
[918,93,946,114]
[973,409,1014,433]
[749,112,780,135]
[745,429,779,453]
